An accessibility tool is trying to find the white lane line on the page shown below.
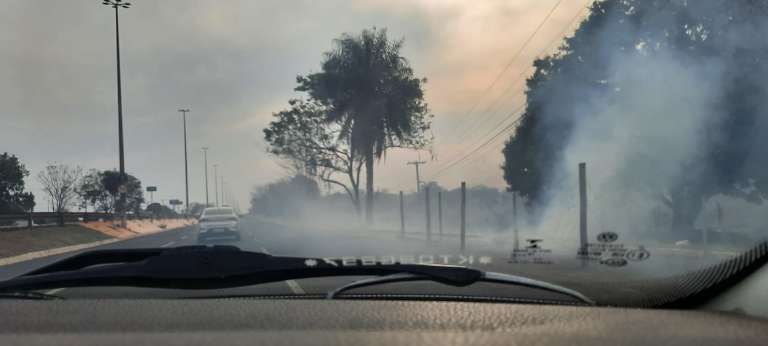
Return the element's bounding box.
[285,280,306,294]
[254,246,305,294]
[161,241,176,247]
[45,288,65,295]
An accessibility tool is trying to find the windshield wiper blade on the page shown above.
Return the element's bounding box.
[0,245,482,292]
[0,291,63,300]
[326,272,595,305]
[0,245,594,305]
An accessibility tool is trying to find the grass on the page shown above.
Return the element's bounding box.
[0,225,112,259]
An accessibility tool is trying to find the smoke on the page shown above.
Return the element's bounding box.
[532,0,768,243]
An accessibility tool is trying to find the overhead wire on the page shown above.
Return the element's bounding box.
[428,1,594,180]
[442,0,567,141]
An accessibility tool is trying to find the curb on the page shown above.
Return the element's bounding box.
[0,224,195,267]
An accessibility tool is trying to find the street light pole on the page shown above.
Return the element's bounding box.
[213,164,219,207]
[178,109,190,215]
[202,147,209,207]
[102,0,131,227]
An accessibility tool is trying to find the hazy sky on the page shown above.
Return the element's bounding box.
[1,0,592,210]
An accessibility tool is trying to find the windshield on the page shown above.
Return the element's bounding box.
[202,208,235,217]
[2,0,767,312]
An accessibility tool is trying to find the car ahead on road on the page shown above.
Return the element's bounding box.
[197,207,240,243]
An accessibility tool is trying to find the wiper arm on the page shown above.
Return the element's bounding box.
[0,245,594,305]
[327,272,595,305]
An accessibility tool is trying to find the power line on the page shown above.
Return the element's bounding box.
[428,1,594,180]
[430,101,526,176]
[450,1,592,148]
[443,0,567,140]
[431,108,526,180]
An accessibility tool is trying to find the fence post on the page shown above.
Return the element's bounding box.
[425,186,431,241]
[438,191,443,238]
[578,162,588,258]
[513,191,519,251]
[399,191,405,239]
[460,182,466,252]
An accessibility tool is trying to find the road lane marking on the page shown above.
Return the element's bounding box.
[254,245,305,295]
[161,241,176,247]
[285,280,306,294]
[45,288,65,295]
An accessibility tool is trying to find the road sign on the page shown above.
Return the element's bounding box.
[146,186,157,192]
[169,199,182,206]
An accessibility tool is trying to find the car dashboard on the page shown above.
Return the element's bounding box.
[1,298,767,345]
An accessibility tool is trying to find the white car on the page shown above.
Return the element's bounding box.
[197,207,241,243]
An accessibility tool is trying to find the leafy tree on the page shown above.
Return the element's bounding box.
[249,175,320,218]
[77,169,111,212]
[76,170,144,214]
[296,27,433,223]
[503,0,768,230]
[0,152,35,213]
[100,170,144,214]
[146,203,177,218]
[264,99,364,214]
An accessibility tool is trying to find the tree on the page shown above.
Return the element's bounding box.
[146,203,177,218]
[503,0,768,230]
[77,169,111,213]
[76,170,144,214]
[264,99,364,214]
[249,175,320,218]
[37,164,82,225]
[296,27,433,223]
[0,152,35,213]
[100,170,144,214]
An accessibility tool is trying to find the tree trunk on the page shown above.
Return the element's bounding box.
[365,150,374,224]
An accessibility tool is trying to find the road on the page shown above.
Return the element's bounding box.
[0,216,728,303]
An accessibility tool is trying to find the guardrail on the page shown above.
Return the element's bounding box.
[0,212,188,229]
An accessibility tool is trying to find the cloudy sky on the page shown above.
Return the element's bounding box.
[1,0,592,210]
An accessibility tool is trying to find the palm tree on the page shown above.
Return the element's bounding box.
[297,28,432,223]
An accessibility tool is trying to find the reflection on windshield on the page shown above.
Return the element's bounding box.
[1,0,767,304]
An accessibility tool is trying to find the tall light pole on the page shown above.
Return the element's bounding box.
[221,175,225,206]
[178,109,190,214]
[102,0,131,227]
[201,147,209,207]
[213,164,219,207]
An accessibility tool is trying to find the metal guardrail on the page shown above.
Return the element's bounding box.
[0,212,189,229]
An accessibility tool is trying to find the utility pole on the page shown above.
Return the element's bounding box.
[407,161,427,192]
[437,191,443,237]
[202,147,209,207]
[399,191,405,239]
[460,182,466,252]
[213,164,219,207]
[578,162,588,258]
[425,186,431,241]
[102,0,131,228]
[512,191,519,251]
[221,175,225,206]
[178,109,190,215]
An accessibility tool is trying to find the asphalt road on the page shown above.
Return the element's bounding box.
[0,216,729,302]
